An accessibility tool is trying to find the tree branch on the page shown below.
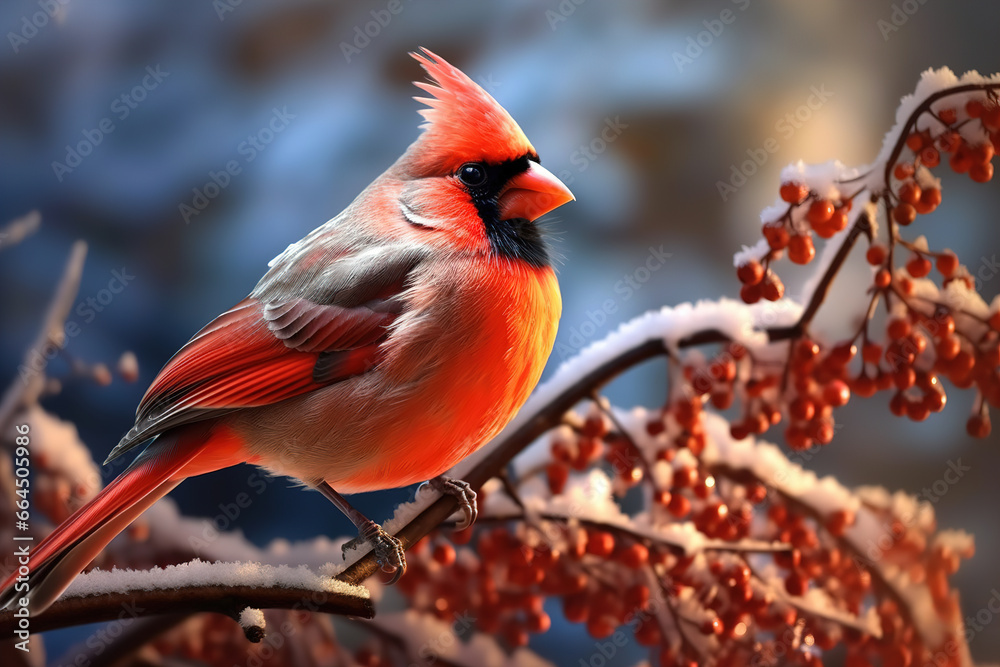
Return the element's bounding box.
[0,583,373,638]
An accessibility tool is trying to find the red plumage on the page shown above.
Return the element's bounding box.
[1,48,573,614]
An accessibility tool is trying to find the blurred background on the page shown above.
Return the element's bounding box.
[1,0,998,663]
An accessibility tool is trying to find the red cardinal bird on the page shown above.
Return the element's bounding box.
[1,49,572,614]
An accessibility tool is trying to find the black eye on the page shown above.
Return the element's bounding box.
[458,162,488,187]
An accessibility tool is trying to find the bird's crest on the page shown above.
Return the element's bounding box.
[409,48,535,173]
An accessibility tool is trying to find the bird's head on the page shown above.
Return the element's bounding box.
[385,48,574,266]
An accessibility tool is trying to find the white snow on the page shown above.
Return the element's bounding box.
[62,559,369,600]
[239,606,266,631]
[733,237,771,268]
[867,68,1000,192]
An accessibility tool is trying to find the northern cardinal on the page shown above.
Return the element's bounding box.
[1,49,572,614]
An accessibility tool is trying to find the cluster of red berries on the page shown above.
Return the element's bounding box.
[733,91,1000,441]
[384,388,972,666]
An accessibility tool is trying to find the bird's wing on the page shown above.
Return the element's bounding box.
[106,242,425,464]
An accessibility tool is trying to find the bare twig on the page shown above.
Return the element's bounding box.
[0,241,87,435]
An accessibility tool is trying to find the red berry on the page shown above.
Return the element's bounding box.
[812,205,848,238]
[761,275,785,301]
[547,461,569,495]
[894,162,914,180]
[740,282,762,304]
[920,146,940,168]
[874,268,891,289]
[897,180,921,205]
[866,244,887,265]
[809,417,835,445]
[905,254,932,278]
[862,342,882,364]
[785,571,808,596]
[527,611,551,633]
[586,530,615,557]
[433,543,456,566]
[586,616,616,640]
[887,318,911,340]
[790,397,816,421]
[780,182,809,204]
[829,342,857,365]
[936,336,961,361]
[937,131,962,153]
[616,543,649,569]
[923,390,947,413]
[970,162,994,183]
[763,222,790,250]
[785,425,812,451]
[788,234,816,264]
[823,380,851,407]
[970,142,995,164]
[892,203,916,225]
[907,400,931,422]
[700,616,723,635]
[737,260,765,285]
[667,492,691,518]
[915,186,941,214]
[950,146,972,173]
[806,199,834,225]
[936,251,959,277]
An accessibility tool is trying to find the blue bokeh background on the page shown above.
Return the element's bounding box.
[2,1,999,664]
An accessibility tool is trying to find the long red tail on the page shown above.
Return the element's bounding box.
[0,423,240,614]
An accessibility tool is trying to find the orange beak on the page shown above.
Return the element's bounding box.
[498,161,575,222]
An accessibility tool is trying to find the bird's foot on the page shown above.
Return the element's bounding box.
[341,519,406,585]
[429,476,478,530]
